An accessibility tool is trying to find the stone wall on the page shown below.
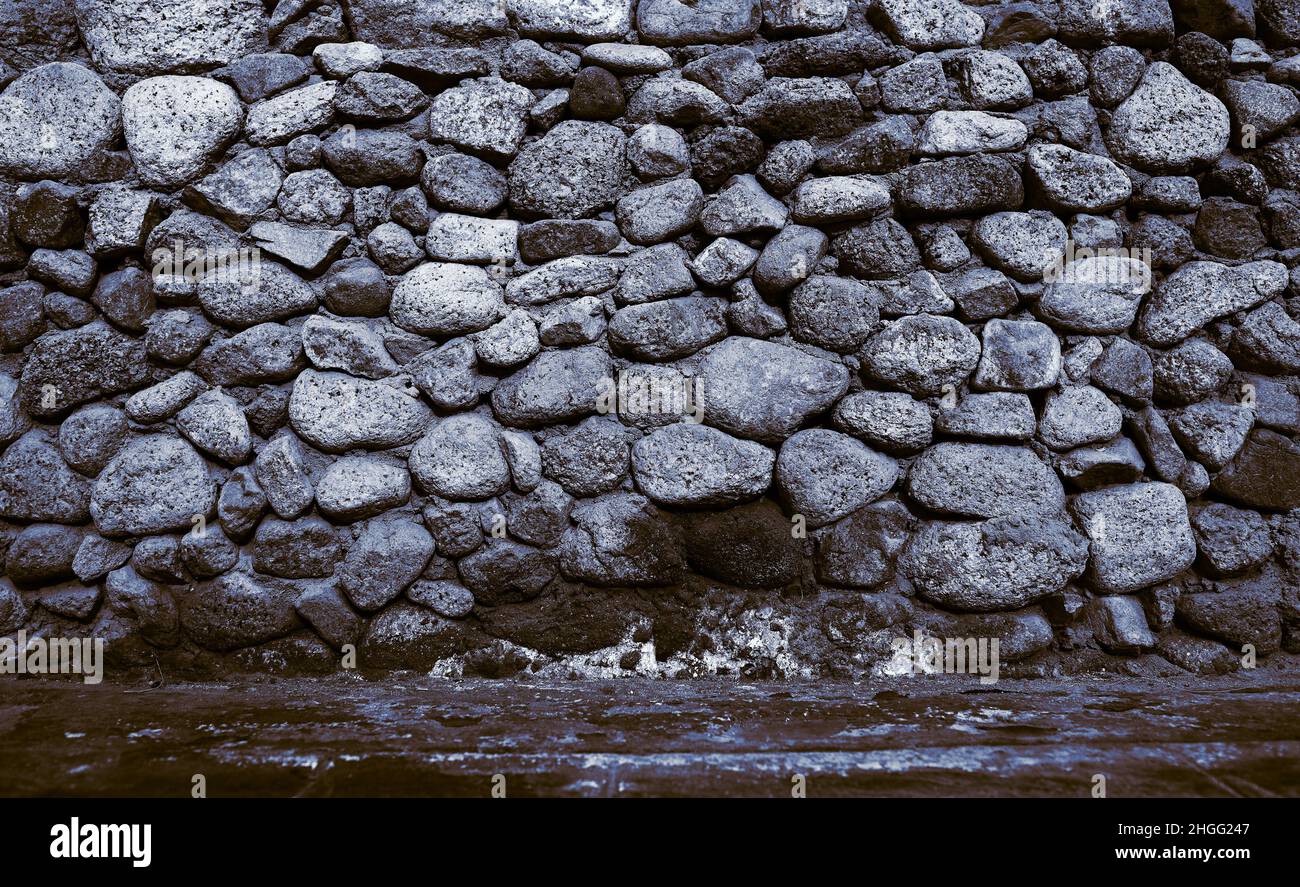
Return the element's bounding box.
[1,0,1298,680]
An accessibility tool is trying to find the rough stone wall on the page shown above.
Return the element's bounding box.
[1,0,1299,681]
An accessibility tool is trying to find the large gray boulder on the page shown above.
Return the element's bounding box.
[337,518,434,611]
[509,120,628,219]
[631,422,775,506]
[0,63,121,180]
[91,435,218,537]
[75,0,269,75]
[901,514,1089,612]
[697,337,850,443]
[1071,482,1197,592]
[288,369,431,452]
[1106,62,1230,173]
[908,443,1064,518]
[775,430,898,527]
[122,76,243,189]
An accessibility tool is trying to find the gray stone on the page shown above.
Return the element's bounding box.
[512,0,633,40]
[1038,385,1123,451]
[124,372,208,424]
[617,244,695,304]
[428,77,534,160]
[908,442,1064,519]
[689,237,759,286]
[1106,62,1230,173]
[72,534,133,584]
[1178,583,1281,654]
[277,169,350,226]
[248,222,349,276]
[616,179,704,245]
[176,388,252,465]
[322,128,422,186]
[76,0,268,75]
[1089,596,1155,653]
[91,436,218,537]
[58,403,126,476]
[198,260,317,329]
[251,431,314,518]
[506,256,621,305]
[288,369,431,453]
[178,572,300,651]
[334,71,427,122]
[252,515,343,578]
[631,422,774,506]
[874,0,984,50]
[699,174,789,236]
[626,123,690,179]
[1168,400,1254,469]
[458,538,555,605]
[957,50,1033,110]
[1058,437,1147,489]
[19,320,148,418]
[833,390,932,455]
[179,525,239,579]
[338,518,433,611]
[195,323,306,387]
[245,81,337,146]
[636,0,760,46]
[5,523,82,587]
[698,337,849,443]
[775,429,897,527]
[541,417,632,497]
[410,413,511,501]
[122,76,242,188]
[934,392,1037,441]
[860,314,981,397]
[491,346,612,428]
[315,456,410,522]
[391,262,506,336]
[187,148,284,229]
[217,466,266,541]
[301,315,400,379]
[559,492,684,586]
[473,310,540,368]
[973,318,1061,391]
[1026,144,1133,213]
[421,152,507,215]
[408,579,476,619]
[902,514,1089,612]
[917,110,1028,155]
[897,154,1024,217]
[502,479,572,547]
[608,296,728,361]
[971,211,1068,282]
[1192,502,1274,576]
[626,79,729,126]
[752,224,827,296]
[1071,481,1197,592]
[791,176,891,225]
[423,214,518,266]
[1039,254,1152,334]
[788,275,880,353]
[0,63,121,180]
[539,297,606,346]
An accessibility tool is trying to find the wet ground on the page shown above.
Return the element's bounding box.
[1,673,1297,797]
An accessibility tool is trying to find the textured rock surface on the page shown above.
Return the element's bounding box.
[0,0,1295,682]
